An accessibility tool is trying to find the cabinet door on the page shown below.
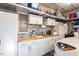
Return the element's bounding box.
[48,38,55,51]
[52,19,56,26]
[18,42,29,56]
[36,16,43,25]
[0,11,18,56]
[46,18,52,25]
[46,18,55,26]
[29,14,43,25]
[29,14,37,24]
[29,41,39,56]
[38,39,49,56]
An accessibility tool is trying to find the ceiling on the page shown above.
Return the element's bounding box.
[40,3,79,14]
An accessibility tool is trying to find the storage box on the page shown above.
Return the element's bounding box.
[68,12,77,19]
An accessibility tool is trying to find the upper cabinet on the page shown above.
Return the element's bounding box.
[46,18,56,26]
[28,14,43,25]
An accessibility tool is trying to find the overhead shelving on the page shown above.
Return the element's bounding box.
[6,3,79,23]
[0,3,79,23]
[9,3,66,22]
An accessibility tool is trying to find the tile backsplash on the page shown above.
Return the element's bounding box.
[18,24,53,38]
[27,25,53,35]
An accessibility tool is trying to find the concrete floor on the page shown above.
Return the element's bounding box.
[43,50,55,56]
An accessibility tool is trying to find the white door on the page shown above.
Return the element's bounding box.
[0,11,18,56]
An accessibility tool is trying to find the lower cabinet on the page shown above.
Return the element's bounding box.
[38,38,49,56]
[18,42,29,56]
[54,36,61,43]
[29,41,39,56]
[18,36,60,56]
[48,38,55,52]
[18,41,39,56]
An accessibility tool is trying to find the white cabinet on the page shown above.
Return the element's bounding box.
[29,41,39,56]
[54,36,61,42]
[38,38,49,56]
[48,36,60,52]
[48,38,55,51]
[18,36,60,56]
[46,18,56,26]
[18,41,39,56]
[18,42,29,56]
[29,14,43,25]
[0,11,18,56]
